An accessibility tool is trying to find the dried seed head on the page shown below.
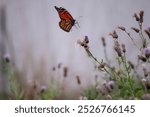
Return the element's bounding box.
[121,44,126,53]
[144,29,150,39]
[131,27,140,33]
[133,13,140,21]
[128,61,134,69]
[118,26,126,31]
[139,10,144,23]
[101,37,106,47]
[138,55,147,62]
[109,30,118,39]
[63,66,68,78]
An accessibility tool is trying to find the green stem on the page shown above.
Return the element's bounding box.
[124,31,140,51]
[138,22,147,48]
[121,53,135,97]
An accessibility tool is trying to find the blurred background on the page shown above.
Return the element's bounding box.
[0,0,150,99]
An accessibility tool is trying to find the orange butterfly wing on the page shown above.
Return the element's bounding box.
[55,6,76,32]
[59,20,73,32]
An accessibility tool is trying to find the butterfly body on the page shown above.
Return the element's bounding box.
[55,6,76,32]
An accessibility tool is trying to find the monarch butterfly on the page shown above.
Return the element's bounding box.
[55,6,77,32]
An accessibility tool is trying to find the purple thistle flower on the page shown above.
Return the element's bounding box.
[143,47,150,58]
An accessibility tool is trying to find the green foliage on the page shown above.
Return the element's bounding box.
[80,10,150,100]
[0,57,61,100]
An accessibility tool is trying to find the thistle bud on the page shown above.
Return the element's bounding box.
[128,61,134,69]
[131,27,140,33]
[133,13,140,21]
[109,30,118,39]
[139,10,144,23]
[143,47,150,58]
[144,29,150,39]
[76,75,81,85]
[101,37,106,47]
[138,55,146,62]
[84,36,89,44]
[121,44,126,53]
[142,64,148,77]
[118,26,126,31]
[114,46,122,57]
[40,85,47,94]
[63,66,68,78]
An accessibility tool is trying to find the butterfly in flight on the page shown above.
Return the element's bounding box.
[55,6,78,32]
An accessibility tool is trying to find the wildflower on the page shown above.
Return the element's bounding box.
[114,46,122,57]
[40,85,47,94]
[133,13,140,21]
[142,93,150,100]
[107,80,115,90]
[118,26,126,31]
[121,44,126,53]
[144,29,150,39]
[109,30,118,39]
[139,10,144,23]
[76,75,81,85]
[3,53,10,63]
[84,36,89,44]
[142,78,150,89]
[128,61,134,69]
[138,55,146,62]
[101,37,106,47]
[131,27,139,33]
[143,47,150,58]
[77,36,89,49]
[63,66,68,78]
[142,64,148,77]
[147,26,150,32]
